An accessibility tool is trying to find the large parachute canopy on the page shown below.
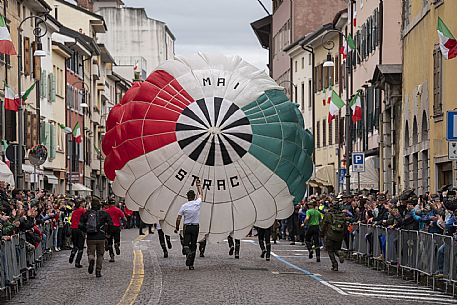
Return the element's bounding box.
[102,53,314,242]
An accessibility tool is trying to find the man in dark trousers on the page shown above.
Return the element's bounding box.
[321,201,347,271]
[257,226,272,261]
[175,180,202,270]
[104,199,127,262]
[69,199,86,268]
[227,235,240,259]
[156,222,172,258]
[79,197,112,277]
[303,200,322,262]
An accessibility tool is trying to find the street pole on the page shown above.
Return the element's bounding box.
[17,28,24,190]
[344,3,354,195]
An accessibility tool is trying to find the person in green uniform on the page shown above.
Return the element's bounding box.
[303,200,322,262]
[320,201,347,271]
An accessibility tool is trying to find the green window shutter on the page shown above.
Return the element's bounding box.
[49,123,56,160]
[40,70,45,98]
[40,121,46,145]
[45,122,51,155]
[51,73,56,103]
[47,73,52,101]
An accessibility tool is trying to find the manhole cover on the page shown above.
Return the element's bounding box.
[240,267,269,271]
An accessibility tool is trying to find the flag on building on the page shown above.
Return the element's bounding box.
[4,83,19,111]
[58,123,73,134]
[0,15,16,55]
[350,91,362,123]
[340,34,356,59]
[22,82,36,101]
[328,90,345,123]
[72,122,81,144]
[133,61,139,72]
[437,17,457,60]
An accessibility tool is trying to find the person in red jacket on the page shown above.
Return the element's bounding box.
[69,199,86,268]
[104,199,126,262]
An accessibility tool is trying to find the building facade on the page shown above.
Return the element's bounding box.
[400,0,457,194]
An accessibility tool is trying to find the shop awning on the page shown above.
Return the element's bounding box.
[308,165,335,188]
[67,183,92,192]
[44,172,59,185]
[0,160,15,189]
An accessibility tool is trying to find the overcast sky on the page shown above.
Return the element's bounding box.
[123,0,270,70]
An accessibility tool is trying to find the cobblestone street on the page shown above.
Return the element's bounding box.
[7,228,457,305]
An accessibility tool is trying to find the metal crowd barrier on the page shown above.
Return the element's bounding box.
[0,223,55,300]
[347,223,457,291]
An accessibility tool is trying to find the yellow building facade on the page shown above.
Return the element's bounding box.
[401,0,457,194]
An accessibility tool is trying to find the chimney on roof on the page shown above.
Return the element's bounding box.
[76,0,94,11]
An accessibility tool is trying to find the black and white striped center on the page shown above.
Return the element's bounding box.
[176,97,253,166]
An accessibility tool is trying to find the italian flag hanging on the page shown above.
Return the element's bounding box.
[340,34,356,59]
[0,15,16,55]
[72,122,82,144]
[4,83,19,111]
[58,123,73,134]
[437,17,457,60]
[350,91,362,123]
[328,90,345,123]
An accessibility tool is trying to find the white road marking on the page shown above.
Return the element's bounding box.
[330,281,457,304]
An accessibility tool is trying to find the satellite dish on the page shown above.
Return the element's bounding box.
[29,144,48,166]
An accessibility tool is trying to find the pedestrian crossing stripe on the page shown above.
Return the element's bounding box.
[329,281,457,304]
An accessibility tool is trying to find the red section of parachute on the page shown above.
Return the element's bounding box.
[102,70,194,180]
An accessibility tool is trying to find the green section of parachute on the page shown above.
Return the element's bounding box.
[242,89,314,205]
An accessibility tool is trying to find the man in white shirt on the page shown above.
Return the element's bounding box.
[175,180,202,270]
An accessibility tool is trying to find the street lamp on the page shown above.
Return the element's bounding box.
[67,81,89,194]
[321,29,353,195]
[16,15,47,190]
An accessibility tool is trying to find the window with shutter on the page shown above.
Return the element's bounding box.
[23,37,31,76]
[323,64,329,89]
[335,56,339,84]
[367,18,372,54]
[25,110,32,148]
[329,120,333,145]
[433,47,442,116]
[322,119,327,147]
[51,73,56,103]
[40,121,46,145]
[41,70,46,98]
[313,66,318,93]
[31,113,37,145]
[316,121,320,148]
[301,82,305,110]
[335,116,339,144]
[49,123,56,160]
[308,80,312,108]
[44,122,51,152]
[47,73,51,101]
[367,87,374,132]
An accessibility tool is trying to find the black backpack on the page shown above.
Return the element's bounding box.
[86,210,99,234]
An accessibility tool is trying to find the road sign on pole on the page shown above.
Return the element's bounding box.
[447,111,457,141]
[449,142,457,160]
[352,152,365,172]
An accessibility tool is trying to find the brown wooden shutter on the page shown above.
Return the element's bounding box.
[32,41,41,80]
[323,65,329,89]
[24,37,31,76]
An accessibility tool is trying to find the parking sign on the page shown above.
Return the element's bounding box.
[447,111,457,141]
[352,152,365,172]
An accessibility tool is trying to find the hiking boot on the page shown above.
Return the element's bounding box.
[88,260,95,274]
[188,266,194,270]
[316,257,321,263]
[235,254,240,259]
[290,242,296,245]
[266,256,270,261]
[139,232,145,235]
[260,250,267,258]
[199,252,205,258]
[309,251,313,259]
[167,240,172,249]
[75,263,83,268]
[114,244,121,255]
[229,246,234,256]
[96,271,102,278]
[164,251,168,258]
[69,253,75,264]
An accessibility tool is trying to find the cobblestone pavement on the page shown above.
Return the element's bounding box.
[8,229,457,305]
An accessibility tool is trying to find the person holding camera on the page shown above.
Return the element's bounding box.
[174,180,202,270]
